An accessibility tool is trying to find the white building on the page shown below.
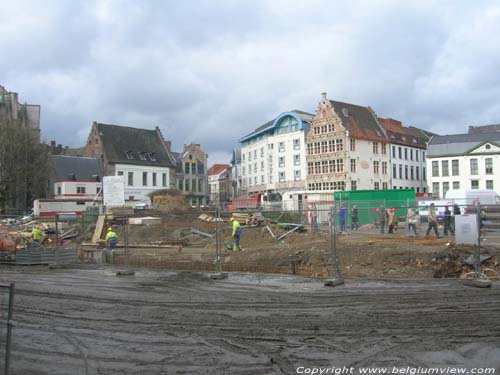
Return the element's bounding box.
[85,122,176,205]
[51,155,102,200]
[239,110,314,196]
[426,129,500,198]
[306,94,390,191]
[208,164,232,204]
[378,118,432,193]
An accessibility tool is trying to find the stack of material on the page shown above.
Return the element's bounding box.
[197,214,223,222]
[59,226,79,241]
[92,215,106,243]
[129,217,161,225]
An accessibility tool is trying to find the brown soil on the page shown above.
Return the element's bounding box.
[98,213,500,280]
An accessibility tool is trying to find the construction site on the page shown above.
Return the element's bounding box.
[1,201,500,374]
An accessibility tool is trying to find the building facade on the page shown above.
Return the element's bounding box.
[208,164,232,204]
[426,129,500,198]
[378,118,431,193]
[0,85,40,137]
[306,94,390,192]
[85,122,176,205]
[172,143,209,207]
[230,147,242,199]
[239,110,314,196]
[51,155,102,200]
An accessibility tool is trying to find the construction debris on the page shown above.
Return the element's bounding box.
[277,225,301,240]
[128,217,162,225]
[190,228,215,238]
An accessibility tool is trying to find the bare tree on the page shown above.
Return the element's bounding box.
[0,118,50,213]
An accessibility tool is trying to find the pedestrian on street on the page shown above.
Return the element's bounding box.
[338,204,347,233]
[387,208,397,233]
[443,206,453,236]
[351,205,359,230]
[378,205,386,234]
[452,204,461,233]
[230,216,242,251]
[426,203,440,237]
[407,207,418,236]
[106,227,118,251]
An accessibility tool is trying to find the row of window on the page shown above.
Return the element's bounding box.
[432,158,493,177]
[307,139,344,155]
[392,164,425,181]
[433,180,495,197]
[307,181,390,192]
[391,145,424,161]
[125,151,157,161]
[117,171,168,187]
[307,160,345,174]
[242,140,302,162]
[178,179,204,193]
[243,155,301,175]
[242,170,302,187]
[184,162,204,175]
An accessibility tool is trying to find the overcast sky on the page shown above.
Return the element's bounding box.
[2,0,500,164]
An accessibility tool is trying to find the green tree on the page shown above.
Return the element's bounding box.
[0,118,50,213]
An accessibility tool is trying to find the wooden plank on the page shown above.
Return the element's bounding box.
[92,215,106,243]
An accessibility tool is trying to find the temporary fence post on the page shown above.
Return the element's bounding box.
[325,206,343,287]
[216,208,221,273]
[124,216,129,269]
[475,203,481,278]
[4,282,15,375]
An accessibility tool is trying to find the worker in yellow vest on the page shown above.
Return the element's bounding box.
[32,226,42,243]
[105,227,118,251]
[230,217,242,251]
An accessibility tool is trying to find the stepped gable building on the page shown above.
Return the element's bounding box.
[85,122,176,204]
[306,93,390,191]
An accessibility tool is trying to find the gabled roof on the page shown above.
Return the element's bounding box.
[51,155,102,181]
[378,118,429,148]
[208,164,231,176]
[427,132,500,156]
[95,123,175,167]
[329,100,386,142]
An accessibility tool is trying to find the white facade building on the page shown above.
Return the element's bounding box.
[114,164,170,203]
[378,118,431,193]
[426,131,500,198]
[239,111,313,196]
[51,155,102,200]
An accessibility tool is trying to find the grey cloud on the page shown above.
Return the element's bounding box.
[1,1,500,164]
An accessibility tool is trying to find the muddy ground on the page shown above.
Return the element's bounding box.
[2,267,500,375]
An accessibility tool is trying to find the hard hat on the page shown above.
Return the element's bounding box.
[108,227,113,231]
[230,217,235,221]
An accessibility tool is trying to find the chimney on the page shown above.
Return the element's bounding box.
[321,92,327,100]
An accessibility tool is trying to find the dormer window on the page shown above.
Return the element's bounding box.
[149,153,157,161]
[139,152,147,161]
[126,151,134,160]
[401,136,406,141]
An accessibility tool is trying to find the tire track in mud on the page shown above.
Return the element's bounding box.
[4,269,500,374]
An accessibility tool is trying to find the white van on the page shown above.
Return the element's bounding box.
[445,189,500,207]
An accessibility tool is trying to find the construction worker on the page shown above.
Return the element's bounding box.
[443,206,453,236]
[32,226,42,243]
[106,227,118,251]
[351,205,359,230]
[338,204,347,233]
[230,217,242,251]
